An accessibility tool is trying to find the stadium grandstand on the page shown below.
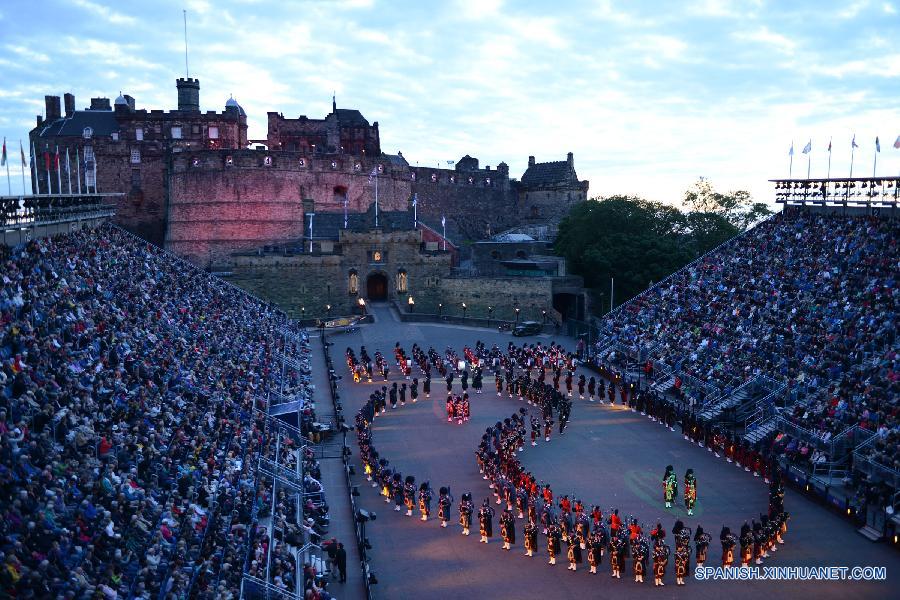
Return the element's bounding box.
[0,197,339,598]
[589,176,898,541]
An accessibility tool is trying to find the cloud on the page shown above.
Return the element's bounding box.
[6,44,50,63]
[732,26,797,55]
[883,2,897,13]
[71,0,136,25]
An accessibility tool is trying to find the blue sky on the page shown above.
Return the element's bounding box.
[1,0,898,204]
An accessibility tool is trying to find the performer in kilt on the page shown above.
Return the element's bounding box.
[404,475,416,516]
[438,486,454,528]
[632,534,648,583]
[694,525,711,568]
[610,529,626,579]
[417,481,432,521]
[663,465,677,508]
[567,536,583,572]
[673,520,691,586]
[739,523,753,567]
[479,498,495,544]
[524,520,538,557]
[652,537,670,587]
[547,522,561,565]
[459,492,473,536]
[684,469,697,515]
[500,508,515,550]
[721,526,737,567]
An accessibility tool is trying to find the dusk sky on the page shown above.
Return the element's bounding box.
[1,0,898,203]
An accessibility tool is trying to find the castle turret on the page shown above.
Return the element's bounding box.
[176,77,200,112]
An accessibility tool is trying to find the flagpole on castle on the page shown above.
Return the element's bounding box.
[413,193,418,229]
[827,138,832,180]
[849,134,857,178]
[806,141,811,179]
[55,146,62,194]
[788,141,794,178]
[76,148,82,194]
[66,147,72,194]
[2,138,10,196]
[45,147,51,194]
[873,137,880,177]
[375,170,379,228]
[19,141,27,195]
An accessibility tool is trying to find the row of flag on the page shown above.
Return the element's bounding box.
[790,134,900,156]
[1,137,98,196]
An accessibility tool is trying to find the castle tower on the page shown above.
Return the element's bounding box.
[176,78,200,111]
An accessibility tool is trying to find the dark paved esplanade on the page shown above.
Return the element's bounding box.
[330,305,898,600]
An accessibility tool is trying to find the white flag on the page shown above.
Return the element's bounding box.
[788,142,794,156]
[802,140,812,154]
[441,215,446,228]
[412,193,417,207]
[894,135,900,149]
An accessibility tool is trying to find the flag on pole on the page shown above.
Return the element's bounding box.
[788,142,794,156]
[44,151,50,171]
[446,160,455,165]
[54,146,60,169]
[827,139,832,152]
[441,215,446,228]
[412,193,417,207]
[894,135,900,149]
[875,137,880,152]
[1,138,6,166]
[852,134,858,148]
[368,166,377,183]
[802,140,812,154]
[20,141,26,167]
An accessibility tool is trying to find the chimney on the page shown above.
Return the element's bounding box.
[45,95,61,121]
[567,152,574,168]
[123,94,136,111]
[64,93,76,117]
[90,97,111,111]
[528,155,535,168]
[176,77,200,111]
[36,115,44,127]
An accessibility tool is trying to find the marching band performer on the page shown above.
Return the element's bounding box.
[500,508,516,550]
[694,525,711,568]
[478,498,495,544]
[673,520,691,586]
[404,475,416,516]
[663,465,677,508]
[739,523,753,567]
[567,536,583,571]
[652,537,670,587]
[721,526,737,567]
[524,519,538,557]
[438,486,454,528]
[547,521,561,565]
[418,481,432,521]
[632,534,648,583]
[684,468,697,516]
[459,492,473,536]
[610,529,625,579]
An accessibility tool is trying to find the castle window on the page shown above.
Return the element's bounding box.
[372,250,383,263]
[396,270,408,293]
[130,148,140,164]
[111,132,119,141]
[348,270,359,295]
[299,158,306,167]
[225,155,234,167]
[131,168,141,188]
[82,127,93,139]
[264,156,273,167]
[192,124,200,135]
[208,126,219,139]
[135,128,143,141]
[171,126,182,139]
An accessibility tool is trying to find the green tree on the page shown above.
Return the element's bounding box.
[554,196,694,312]
[683,177,772,230]
[685,211,739,255]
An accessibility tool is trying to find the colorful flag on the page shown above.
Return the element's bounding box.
[875,137,880,152]
[1,137,6,166]
[44,151,51,171]
[20,141,26,167]
[894,135,900,149]
[54,146,60,169]
[852,134,858,148]
[446,160,455,165]
[802,140,812,154]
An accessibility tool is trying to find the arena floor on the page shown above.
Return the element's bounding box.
[333,306,899,599]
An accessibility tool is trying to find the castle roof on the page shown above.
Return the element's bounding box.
[35,110,120,138]
[311,205,417,240]
[333,108,369,127]
[521,160,574,187]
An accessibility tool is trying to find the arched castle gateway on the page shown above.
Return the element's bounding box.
[30,79,590,321]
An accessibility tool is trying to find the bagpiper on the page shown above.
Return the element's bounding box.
[459,492,473,536]
[479,498,495,544]
[588,529,603,574]
[632,534,648,583]
[418,481,432,521]
[404,475,416,516]
[721,526,737,568]
[739,523,753,567]
[530,415,539,446]
[652,538,670,587]
[567,536,582,572]
[673,520,691,586]
[663,465,677,508]
[500,508,515,550]
[547,522,562,565]
[694,525,711,568]
[684,468,697,515]
[438,486,454,528]
[524,520,538,557]
[609,529,626,579]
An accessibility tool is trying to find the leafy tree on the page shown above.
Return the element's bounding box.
[685,211,739,255]
[683,177,772,230]
[554,196,694,312]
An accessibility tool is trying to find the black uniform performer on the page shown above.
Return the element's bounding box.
[438,486,453,528]
[500,508,516,550]
[479,499,495,544]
